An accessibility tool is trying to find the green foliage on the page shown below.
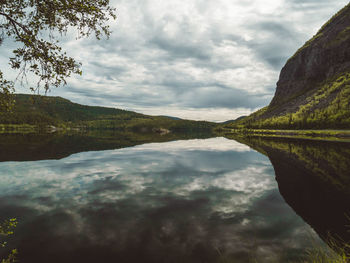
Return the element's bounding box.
[0,94,216,133]
[0,124,36,134]
[0,131,214,162]
[288,2,350,58]
[0,72,15,112]
[328,26,350,47]
[1,249,17,263]
[226,136,350,263]
[0,94,138,126]
[226,73,350,130]
[231,136,350,193]
[317,3,350,35]
[301,235,350,263]
[285,2,350,62]
[0,219,17,239]
[0,0,116,93]
[0,219,17,263]
[224,3,350,131]
[288,2,350,61]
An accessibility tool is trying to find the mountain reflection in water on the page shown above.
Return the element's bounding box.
[0,133,349,262]
[231,136,350,250]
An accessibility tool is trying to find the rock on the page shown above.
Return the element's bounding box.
[229,3,350,129]
[270,3,350,109]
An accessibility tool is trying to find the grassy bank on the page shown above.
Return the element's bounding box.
[218,128,350,142]
[301,243,349,263]
[0,124,37,134]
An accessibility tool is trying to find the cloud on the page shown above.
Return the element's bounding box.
[0,138,318,262]
[0,0,348,121]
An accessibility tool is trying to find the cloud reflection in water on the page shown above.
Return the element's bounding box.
[0,137,316,263]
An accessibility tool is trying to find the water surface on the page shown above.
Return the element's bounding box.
[1,135,348,263]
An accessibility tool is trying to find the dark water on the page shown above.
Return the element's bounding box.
[0,133,349,263]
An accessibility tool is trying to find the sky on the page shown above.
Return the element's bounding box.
[1,0,349,122]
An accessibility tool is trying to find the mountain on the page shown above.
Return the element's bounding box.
[0,94,216,133]
[225,3,350,130]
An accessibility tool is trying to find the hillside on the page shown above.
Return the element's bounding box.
[225,3,350,130]
[0,94,216,133]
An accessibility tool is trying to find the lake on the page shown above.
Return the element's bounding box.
[0,133,349,263]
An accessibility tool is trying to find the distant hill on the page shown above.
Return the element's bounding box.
[225,3,350,130]
[222,116,247,124]
[159,116,183,120]
[0,94,216,133]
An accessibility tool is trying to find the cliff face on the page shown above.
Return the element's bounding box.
[270,3,350,108]
[227,4,350,129]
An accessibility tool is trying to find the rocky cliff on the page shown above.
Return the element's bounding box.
[271,3,350,108]
[228,3,350,129]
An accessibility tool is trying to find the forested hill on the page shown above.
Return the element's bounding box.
[4,94,140,124]
[0,94,216,132]
[224,3,350,130]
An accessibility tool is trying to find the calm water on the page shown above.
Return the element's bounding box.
[0,134,349,263]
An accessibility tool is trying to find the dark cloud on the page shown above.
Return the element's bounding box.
[1,0,348,121]
[244,21,301,69]
[150,36,212,61]
[180,86,272,109]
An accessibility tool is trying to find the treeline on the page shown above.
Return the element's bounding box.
[225,73,350,130]
[0,94,216,133]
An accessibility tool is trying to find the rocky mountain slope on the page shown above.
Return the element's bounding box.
[227,3,350,129]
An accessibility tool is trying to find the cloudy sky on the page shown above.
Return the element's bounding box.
[2,0,349,122]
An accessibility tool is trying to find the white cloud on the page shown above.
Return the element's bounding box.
[131,137,252,152]
[1,0,348,121]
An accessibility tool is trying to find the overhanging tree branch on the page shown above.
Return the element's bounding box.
[0,0,116,100]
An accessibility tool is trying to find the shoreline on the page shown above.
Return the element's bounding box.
[218,128,350,142]
[2,124,350,142]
